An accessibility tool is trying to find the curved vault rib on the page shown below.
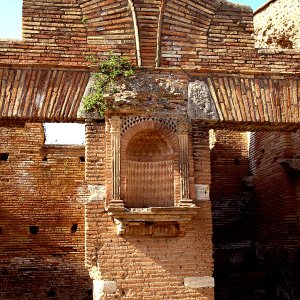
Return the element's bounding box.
[128,0,142,66]
[155,0,167,67]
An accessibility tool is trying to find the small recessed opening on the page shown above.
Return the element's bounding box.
[79,156,85,163]
[125,129,174,208]
[0,227,3,234]
[87,289,93,296]
[29,226,39,235]
[71,224,78,233]
[42,156,48,162]
[234,158,240,165]
[47,290,56,298]
[0,153,9,161]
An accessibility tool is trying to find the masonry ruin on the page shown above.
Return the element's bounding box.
[0,0,300,299]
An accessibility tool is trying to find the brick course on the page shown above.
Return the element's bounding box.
[0,123,91,299]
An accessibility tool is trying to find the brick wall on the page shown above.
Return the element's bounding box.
[0,0,299,72]
[84,121,215,299]
[0,1,299,299]
[250,3,300,297]
[249,131,300,299]
[0,123,92,299]
[210,130,262,299]
[0,0,89,66]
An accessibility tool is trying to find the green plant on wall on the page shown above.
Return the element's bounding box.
[81,16,88,24]
[83,54,135,116]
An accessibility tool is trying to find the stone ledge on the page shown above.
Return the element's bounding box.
[108,207,199,220]
[108,207,200,236]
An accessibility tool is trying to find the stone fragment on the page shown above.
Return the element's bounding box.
[88,184,106,202]
[93,279,117,299]
[188,80,219,120]
[184,276,215,288]
[195,184,210,201]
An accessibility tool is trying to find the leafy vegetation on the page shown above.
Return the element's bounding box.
[83,54,135,115]
[81,16,88,24]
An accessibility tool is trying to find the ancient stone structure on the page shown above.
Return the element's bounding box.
[250,2,300,298]
[0,0,299,299]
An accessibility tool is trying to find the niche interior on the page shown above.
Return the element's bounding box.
[122,124,180,208]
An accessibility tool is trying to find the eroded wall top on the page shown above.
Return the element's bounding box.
[0,0,255,67]
[254,0,300,49]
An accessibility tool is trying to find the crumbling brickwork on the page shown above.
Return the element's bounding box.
[0,0,299,73]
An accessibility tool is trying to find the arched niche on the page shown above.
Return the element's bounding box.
[121,121,180,208]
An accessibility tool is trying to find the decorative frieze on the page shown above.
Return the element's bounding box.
[121,116,178,135]
[114,220,183,237]
[109,207,199,236]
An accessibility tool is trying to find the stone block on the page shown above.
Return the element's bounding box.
[195,184,210,201]
[184,276,215,288]
[188,80,219,121]
[93,280,117,299]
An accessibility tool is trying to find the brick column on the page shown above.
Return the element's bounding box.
[108,116,124,209]
[178,122,194,207]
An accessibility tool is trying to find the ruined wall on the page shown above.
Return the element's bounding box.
[0,0,299,72]
[254,0,300,49]
[0,123,92,299]
[0,1,299,300]
[84,121,215,299]
[249,131,300,299]
[1,0,89,65]
[251,2,300,297]
[210,130,262,299]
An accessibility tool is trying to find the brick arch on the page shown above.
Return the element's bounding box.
[121,120,179,153]
[120,120,181,207]
[207,0,254,53]
[78,0,137,63]
[160,0,221,66]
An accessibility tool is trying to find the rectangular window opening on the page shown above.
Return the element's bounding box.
[43,123,85,145]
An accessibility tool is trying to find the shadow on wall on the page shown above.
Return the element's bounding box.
[0,207,92,300]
